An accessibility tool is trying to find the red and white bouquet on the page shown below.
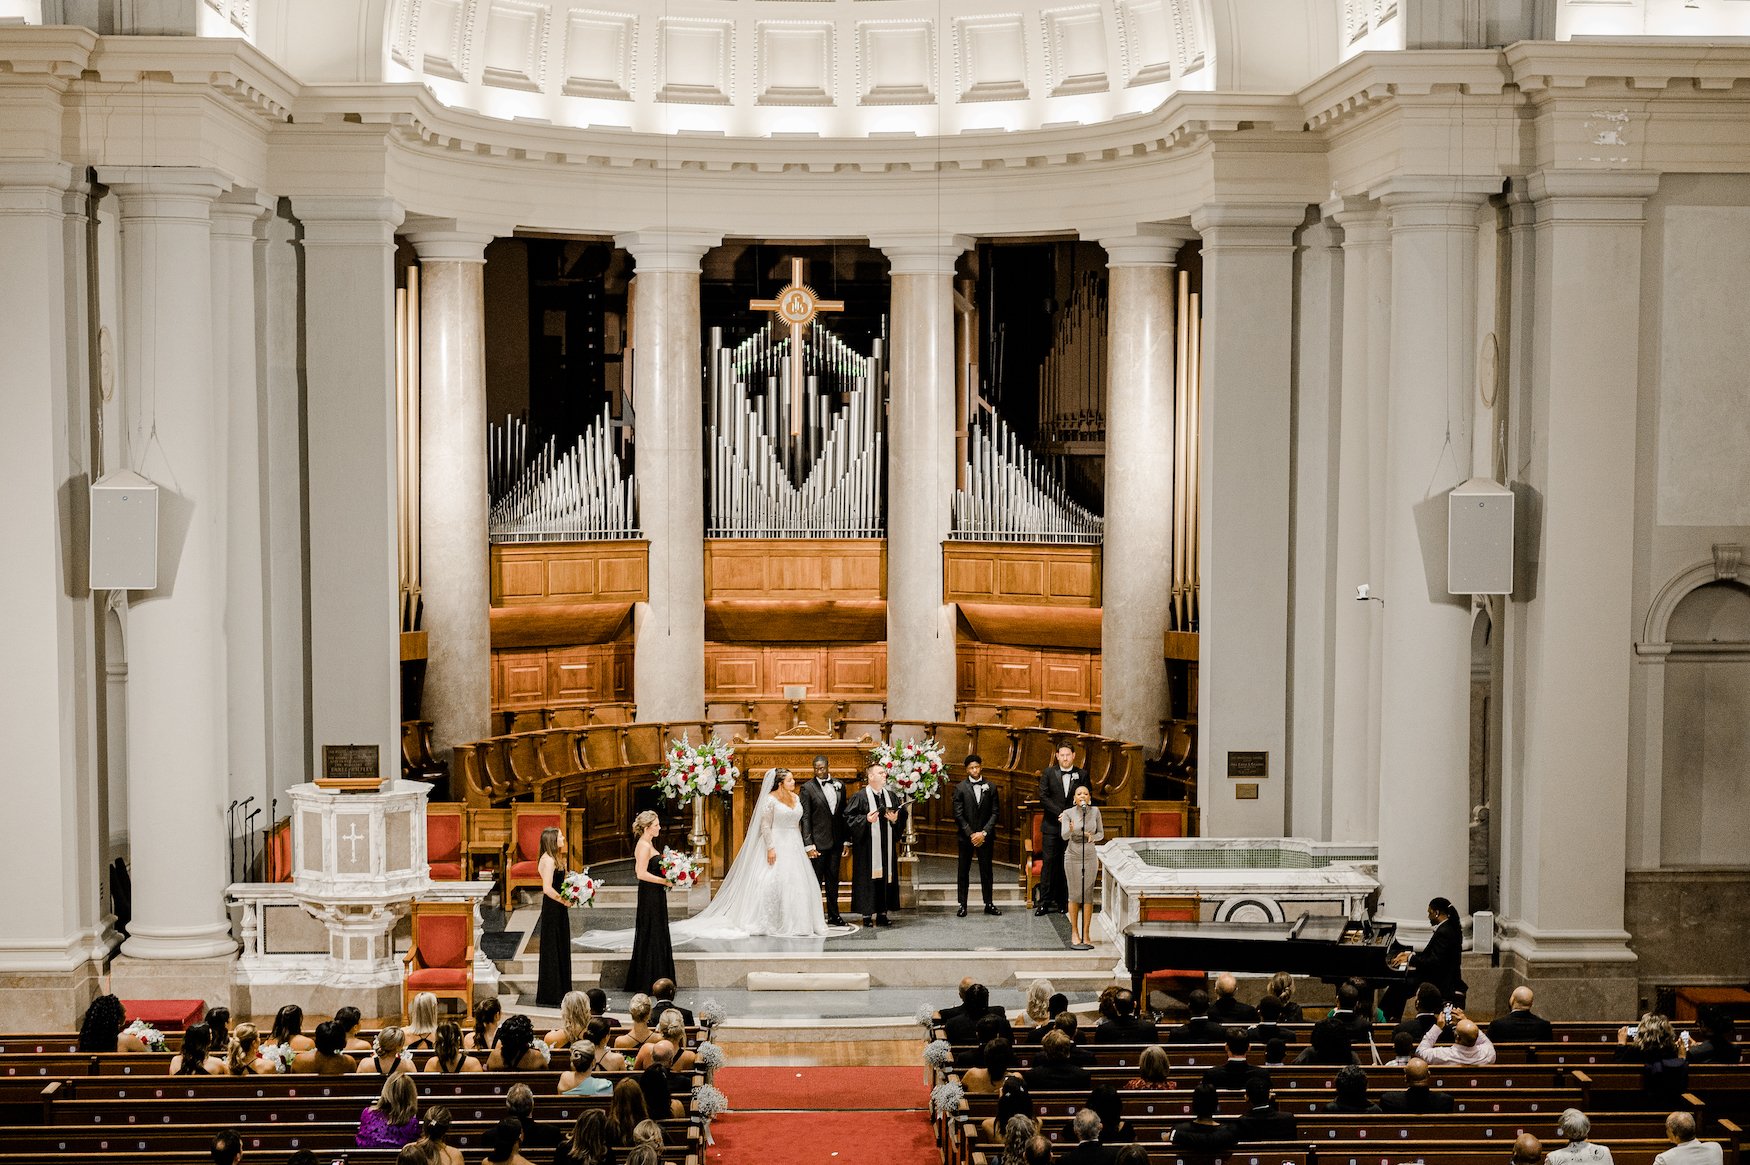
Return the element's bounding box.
[653,735,739,807]
[559,869,601,908]
[659,848,702,890]
[869,737,946,803]
[122,1019,167,1052]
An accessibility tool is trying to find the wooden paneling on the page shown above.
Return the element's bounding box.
[705,539,886,600]
[492,643,633,708]
[957,642,1100,713]
[704,644,887,701]
[943,542,1101,607]
[490,541,649,607]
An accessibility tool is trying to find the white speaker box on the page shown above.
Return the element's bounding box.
[1448,477,1514,595]
[89,470,159,590]
[1471,909,1495,956]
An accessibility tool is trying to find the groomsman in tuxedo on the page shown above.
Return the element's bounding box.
[847,765,907,927]
[953,754,1003,918]
[1036,742,1089,916]
[799,754,848,927]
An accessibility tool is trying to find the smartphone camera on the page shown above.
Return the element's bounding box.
[1626,1025,1639,1039]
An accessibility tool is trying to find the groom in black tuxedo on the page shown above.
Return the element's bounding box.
[798,754,848,926]
[953,754,1002,918]
[1037,742,1089,915]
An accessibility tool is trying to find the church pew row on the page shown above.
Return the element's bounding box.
[0,1117,700,1155]
[946,1058,1583,1093]
[952,1089,1589,1126]
[45,1067,699,1103]
[0,1151,695,1165]
[963,1140,1735,1165]
[941,1041,1571,1071]
[929,1020,1714,1047]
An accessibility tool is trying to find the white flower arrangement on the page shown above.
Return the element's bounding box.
[931,1080,966,1119]
[122,1020,167,1052]
[914,1004,936,1031]
[558,869,601,907]
[653,735,739,807]
[261,1041,296,1073]
[693,1082,730,1119]
[696,998,727,1030]
[694,1041,727,1073]
[658,848,702,890]
[922,1038,954,1071]
[869,737,946,803]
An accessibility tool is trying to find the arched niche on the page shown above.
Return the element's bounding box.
[1634,546,1750,867]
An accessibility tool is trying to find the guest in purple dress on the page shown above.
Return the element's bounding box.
[357,1073,420,1148]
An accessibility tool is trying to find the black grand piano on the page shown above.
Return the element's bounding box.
[1124,913,1407,1001]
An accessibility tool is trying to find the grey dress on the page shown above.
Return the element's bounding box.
[1059,805,1104,905]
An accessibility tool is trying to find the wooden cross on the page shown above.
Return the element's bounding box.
[749,256,844,438]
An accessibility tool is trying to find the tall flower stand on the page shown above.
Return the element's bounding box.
[898,798,922,910]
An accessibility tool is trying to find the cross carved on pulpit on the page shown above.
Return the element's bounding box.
[342,821,365,865]
[749,257,845,438]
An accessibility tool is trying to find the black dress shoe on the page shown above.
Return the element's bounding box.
[862,916,874,927]
[1033,904,1050,916]
[984,905,1002,917]
[875,915,892,927]
[956,905,968,918]
[827,916,845,926]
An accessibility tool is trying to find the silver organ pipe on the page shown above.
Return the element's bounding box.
[950,411,1103,545]
[1037,270,1108,444]
[487,407,639,542]
[707,321,886,539]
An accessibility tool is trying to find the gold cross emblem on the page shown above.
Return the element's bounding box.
[749,257,845,438]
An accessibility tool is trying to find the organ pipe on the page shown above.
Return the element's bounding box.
[1037,270,1108,445]
[950,412,1103,545]
[488,408,639,542]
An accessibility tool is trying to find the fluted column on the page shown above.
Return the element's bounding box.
[1190,204,1305,836]
[0,162,108,1023]
[1099,226,1193,751]
[876,235,970,723]
[100,166,237,962]
[1373,177,1494,941]
[405,224,495,760]
[293,196,405,777]
[616,230,720,721]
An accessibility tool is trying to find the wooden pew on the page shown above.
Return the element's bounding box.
[0,1118,700,1155]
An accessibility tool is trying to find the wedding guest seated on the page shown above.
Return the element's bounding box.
[1094,990,1157,1045]
[1294,1017,1357,1066]
[963,1038,1015,1094]
[997,1114,1040,1165]
[210,1129,243,1165]
[170,1023,225,1075]
[642,1043,687,1119]
[650,978,695,1026]
[1169,1084,1240,1153]
[585,989,620,1032]
[1018,980,1055,1042]
[1686,1008,1739,1065]
[358,1025,415,1077]
[225,1023,276,1076]
[1324,1064,1380,1113]
[1211,974,1258,1023]
[488,1014,551,1072]
[1264,972,1304,1023]
[1166,991,1229,1045]
[76,995,141,1053]
[1249,995,1293,1046]
[1051,1013,1096,1066]
[406,992,440,1053]
[506,1082,562,1147]
[1654,1112,1722,1165]
[942,977,979,1025]
[1514,1134,1546,1165]
[604,1078,650,1152]
[1617,1015,1690,1106]
[483,1118,535,1165]
[546,991,594,1049]
[1263,1037,1288,1066]
[292,1021,358,1075]
[1025,1031,1093,1092]
[947,982,1002,1045]
[1379,1058,1455,1113]
[1327,982,1373,1039]
[1124,1045,1176,1090]
[631,1119,665,1152]
[1202,1029,1267,1089]
[1087,1083,1137,1145]
[1489,988,1555,1043]
[612,995,656,1052]
[636,1010,695,1071]
[1547,1108,1615,1165]
[1418,1007,1496,1066]
[585,1017,628,1071]
[423,1021,482,1073]
[623,1145,661,1165]
[268,1003,316,1055]
[205,1007,232,1054]
[554,1110,609,1165]
[1389,1030,1419,1066]
[1061,1108,1117,1165]
[1024,1134,1054,1165]
[980,1077,1036,1144]
[1235,1074,1297,1141]
[1113,1148,1150,1165]
[558,1041,613,1095]
[1394,983,1447,1046]
[333,1005,373,1054]
[466,999,502,1052]
[357,1074,420,1148]
[418,1106,464,1165]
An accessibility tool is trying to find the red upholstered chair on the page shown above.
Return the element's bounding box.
[426,805,466,881]
[1135,800,1192,838]
[403,902,474,1019]
[1139,895,1206,1008]
[1020,800,1045,905]
[505,803,566,905]
[266,819,293,883]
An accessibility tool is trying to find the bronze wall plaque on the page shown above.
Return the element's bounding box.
[1234,783,1260,800]
[1226,750,1269,779]
[319,744,383,791]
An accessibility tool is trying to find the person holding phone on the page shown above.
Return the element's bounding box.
[1414,1005,1497,1066]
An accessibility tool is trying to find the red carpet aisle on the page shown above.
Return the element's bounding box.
[706,1067,939,1165]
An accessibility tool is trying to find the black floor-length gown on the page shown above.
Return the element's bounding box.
[624,851,676,995]
[536,865,573,1007]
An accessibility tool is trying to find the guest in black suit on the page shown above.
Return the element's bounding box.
[1294,1017,1358,1066]
[1061,1109,1118,1165]
[953,754,1002,917]
[1234,1074,1297,1141]
[798,755,849,926]
[1167,990,1230,1046]
[1688,1007,1741,1065]
[1249,995,1294,1047]
[1488,987,1555,1043]
[1087,1083,1137,1145]
[1323,1064,1381,1113]
[1051,1013,1097,1066]
[1169,1084,1240,1153]
[1036,743,1089,915]
[1093,990,1157,1046]
[945,983,1006,1046]
[1378,1058,1456,1113]
[1202,1029,1268,1090]
[1211,974,1259,1024]
[1394,982,1447,1046]
[649,978,694,1027]
[1383,897,1467,1021]
[1327,982,1374,1041]
[1023,1031,1093,1093]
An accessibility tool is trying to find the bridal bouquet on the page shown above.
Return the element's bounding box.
[122,1019,167,1052]
[869,737,946,803]
[558,869,601,907]
[653,735,739,807]
[262,1041,296,1073]
[659,847,702,890]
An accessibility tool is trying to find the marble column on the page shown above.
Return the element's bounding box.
[292,197,404,782]
[875,235,970,723]
[1099,227,1192,752]
[404,225,495,760]
[1496,171,1655,1012]
[98,167,238,970]
[1189,204,1305,837]
[1372,177,1493,941]
[0,162,107,1024]
[615,230,720,722]
[1326,201,1391,844]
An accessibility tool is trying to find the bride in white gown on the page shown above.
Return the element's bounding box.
[575,767,826,950]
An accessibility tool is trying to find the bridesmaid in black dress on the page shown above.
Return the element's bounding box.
[624,810,675,995]
[535,826,574,1008]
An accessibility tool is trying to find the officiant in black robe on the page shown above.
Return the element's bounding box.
[847,766,907,926]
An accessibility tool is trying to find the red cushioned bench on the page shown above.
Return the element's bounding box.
[121,1001,204,1032]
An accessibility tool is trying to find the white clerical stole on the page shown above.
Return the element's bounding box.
[869,789,890,879]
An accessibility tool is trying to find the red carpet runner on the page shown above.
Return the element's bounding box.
[705,1066,939,1164]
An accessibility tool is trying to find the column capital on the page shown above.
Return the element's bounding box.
[1093,222,1197,268]
[1373,175,1500,231]
[210,189,274,241]
[1528,169,1661,223]
[614,229,721,273]
[97,166,229,218]
[0,161,86,215]
[872,233,973,276]
[1321,195,1387,237]
[292,196,404,245]
[1189,202,1306,249]
[403,215,500,263]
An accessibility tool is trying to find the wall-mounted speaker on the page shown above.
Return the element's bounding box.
[1448,477,1514,596]
[89,470,159,591]
[1471,909,1496,956]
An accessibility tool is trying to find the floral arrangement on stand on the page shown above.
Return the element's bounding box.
[658,848,701,891]
[558,869,602,908]
[931,1079,966,1119]
[869,736,946,859]
[653,735,740,807]
[696,998,727,1039]
[122,1019,167,1052]
[692,1082,730,1144]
